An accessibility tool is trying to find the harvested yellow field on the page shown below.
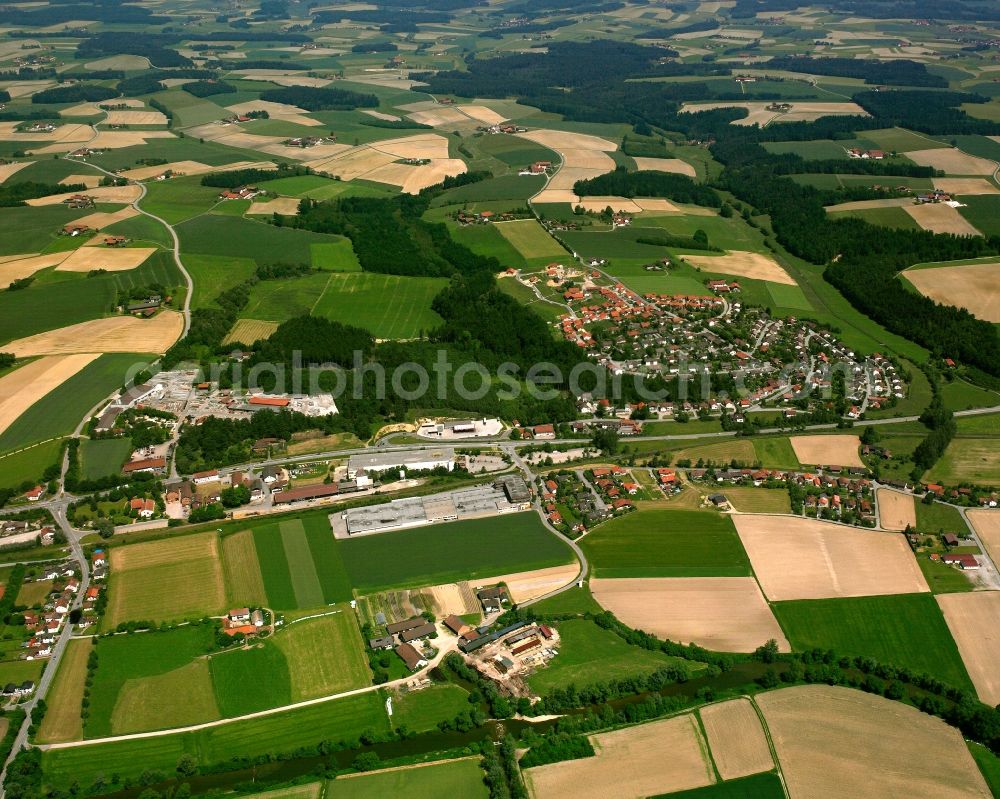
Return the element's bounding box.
[36,638,93,744]
[59,102,103,117]
[0,81,56,100]
[478,564,579,604]
[877,488,916,531]
[533,189,583,204]
[0,160,30,183]
[523,714,714,799]
[699,698,774,780]
[103,110,168,126]
[0,354,99,435]
[26,184,142,206]
[632,156,697,177]
[967,509,1000,564]
[684,251,796,286]
[371,133,452,160]
[364,158,467,194]
[63,173,102,188]
[517,129,617,153]
[407,106,475,127]
[575,196,646,214]
[734,515,929,601]
[0,252,72,288]
[590,577,789,653]
[106,532,226,627]
[933,178,1000,195]
[56,246,155,272]
[221,530,269,608]
[222,318,279,346]
[937,592,1000,707]
[111,661,219,735]
[361,110,401,122]
[906,147,997,175]
[457,105,507,125]
[263,142,351,161]
[72,207,139,232]
[0,122,91,142]
[31,130,174,155]
[120,159,277,181]
[247,196,301,215]
[226,100,321,128]
[904,203,981,236]
[757,685,991,799]
[6,311,184,357]
[681,101,866,126]
[904,263,1000,322]
[636,198,691,212]
[307,148,398,180]
[421,582,480,617]
[516,129,618,203]
[789,434,863,467]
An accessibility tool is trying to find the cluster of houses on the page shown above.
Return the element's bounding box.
[284,136,329,148]
[20,557,105,661]
[478,122,528,135]
[538,471,610,534]
[61,194,94,209]
[369,614,439,672]
[846,148,886,160]
[584,465,639,513]
[457,209,527,225]
[915,189,954,204]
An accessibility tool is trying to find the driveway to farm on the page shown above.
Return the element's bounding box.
[37,628,460,752]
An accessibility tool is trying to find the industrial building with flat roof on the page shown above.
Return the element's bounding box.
[331,479,532,538]
[346,448,455,479]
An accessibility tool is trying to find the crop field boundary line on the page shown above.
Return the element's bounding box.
[748,694,791,799]
[286,608,342,626]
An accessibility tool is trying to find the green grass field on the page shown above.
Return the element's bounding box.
[495,219,566,259]
[0,439,63,490]
[957,195,1000,238]
[311,272,448,339]
[719,487,791,514]
[827,206,920,231]
[649,772,785,799]
[340,512,572,593]
[580,509,751,578]
[765,281,812,311]
[184,254,258,310]
[773,593,974,691]
[79,438,131,481]
[917,554,974,594]
[86,624,217,738]
[435,174,546,203]
[446,220,527,269]
[280,520,326,609]
[389,683,470,732]
[0,206,91,257]
[239,271,329,322]
[178,215,344,265]
[969,742,1000,798]
[527,618,700,693]
[0,354,153,455]
[43,692,390,789]
[752,437,801,470]
[914,499,969,535]
[210,642,292,718]
[310,239,361,271]
[142,178,223,225]
[326,758,488,798]
[928,438,1000,485]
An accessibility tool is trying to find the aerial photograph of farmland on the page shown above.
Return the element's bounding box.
[3,0,1000,797]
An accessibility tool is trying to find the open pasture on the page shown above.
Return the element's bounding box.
[756,685,991,799]
[4,311,183,357]
[327,759,489,799]
[523,714,714,799]
[111,660,219,735]
[221,529,269,608]
[590,577,789,653]
[788,434,863,467]
[273,612,370,700]
[930,438,1000,484]
[55,246,156,273]
[311,272,448,340]
[682,251,796,286]
[37,638,92,744]
[906,147,997,175]
[699,698,774,780]
[877,488,916,531]
[0,354,98,437]
[580,509,751,578]
[774,593,973,690]
[80,438,131,481]
[733,515,928,601]
[105,532,226,627]
[903,262,1000,323]
[904,202,982,236]
[494,219,566,260]
[937,591,1000,706]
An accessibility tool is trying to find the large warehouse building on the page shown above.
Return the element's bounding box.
[346,448,455,479]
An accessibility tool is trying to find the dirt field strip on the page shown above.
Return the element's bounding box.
[789,434,863,467]
[683,251,797,286]
[247,197,301,215]
[0,122,92,142]
[0,160,31,183]
[933,178,1000,195]
[370,133,453,160]
[420,582,480,617]
[63,174,102,188]
[456,105,507,125]
[363,158,467,194]
[904,263,1000,322]
[360,109,401,122]
[824,197,913,213]
[71,207,139,232]
[904,202,982,236]
[591,577,789,653]
[222,319,279,347]
[30,130,175,155]
[407,107,475,128]
[631,156,696,177]
[103,110,169,126]
[699,698,774,780]
[26,184,142,207]
[967,510,1000,563]
[36,638,93,744]
[226,100,322,128]
[906,147,997,175]
[876,488,917,531]
[0,353,99,435]
[56,246,156,272]
[680,101,866,127]
[6,311,184,357]
[937,592,1000,707]
[0,252,71,288]
[523,714,715,799]
[756,685,991,799]
[734,515,929,601]
[476,564,579,604]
